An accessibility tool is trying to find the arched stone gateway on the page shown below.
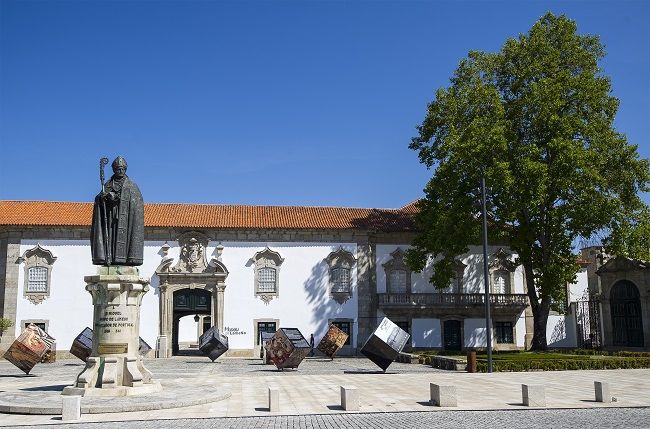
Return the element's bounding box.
[155,232,228,358]
[597,256,650,350]
[610,281,644,347]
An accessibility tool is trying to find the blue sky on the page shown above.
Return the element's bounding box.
[1,1,648,208]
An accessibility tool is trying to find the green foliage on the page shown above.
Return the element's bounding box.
[408,12,650,349]
[603,205,650,261]
[477,356,650,372]
[0,318,13,333]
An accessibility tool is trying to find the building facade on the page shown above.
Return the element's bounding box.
[0,200,647,357]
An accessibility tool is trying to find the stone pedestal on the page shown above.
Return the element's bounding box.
[62,267,161,397]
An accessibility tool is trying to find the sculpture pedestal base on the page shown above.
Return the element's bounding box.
[64,267,159,397]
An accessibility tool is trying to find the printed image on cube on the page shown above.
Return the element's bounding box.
[360,317,410,371]
[260,331,275,364]
[317,323,349,359]
[199,326,229,361]
[3,324,52,374]
[265,328,310,369]
[69,327,94,362]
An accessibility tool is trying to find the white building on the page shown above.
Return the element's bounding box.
[1,200,636,358]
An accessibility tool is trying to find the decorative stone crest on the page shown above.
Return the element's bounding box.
[170,232,209,273]
[17,244,57,305]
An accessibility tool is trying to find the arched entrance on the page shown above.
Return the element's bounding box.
[610,281,644,347]
[172,288,212,355]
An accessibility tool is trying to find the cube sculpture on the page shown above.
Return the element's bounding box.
[36,326,57,363]
[265,328,310,369]
[69,327,94,361]
[199,326,229,362]
[360,317,410,371]
[3,324,55,374]
[317,323,349,359]
[70,327,153,361]
[260,331,275,364]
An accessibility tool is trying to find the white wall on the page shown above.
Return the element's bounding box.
[464,318,494,348]
[16,240,163,350]
[411,318,441,348]
[547,314,577,348]
[16,240,358,352]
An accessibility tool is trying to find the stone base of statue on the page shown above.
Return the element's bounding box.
[62,266,162,397]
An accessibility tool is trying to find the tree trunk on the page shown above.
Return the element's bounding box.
[522,261,550,350]
[530,298,550,351]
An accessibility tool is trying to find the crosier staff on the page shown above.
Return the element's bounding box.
[99,157,111,266]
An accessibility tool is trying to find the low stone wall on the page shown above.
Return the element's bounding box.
[430,355,467,371]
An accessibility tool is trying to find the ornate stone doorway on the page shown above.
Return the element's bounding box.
[611,281,644,347]
[155,232,228,358]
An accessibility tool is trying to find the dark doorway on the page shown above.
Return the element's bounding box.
[443,320,462,351]
[611,281,644,347]
[172,288,212,355]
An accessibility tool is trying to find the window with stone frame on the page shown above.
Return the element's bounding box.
[495,321,514,344]
[489,248,516,295]
[383,248,412,294]
[251,247,284,304]
[17,244,57,305]
[324,248,356,304]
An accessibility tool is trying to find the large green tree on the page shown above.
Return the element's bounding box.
[407,13,650,350]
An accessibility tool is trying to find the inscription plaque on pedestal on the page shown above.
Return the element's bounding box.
[360,317,410,371]
[70,327,153,361]
[265,328,310,369]
[199,326,229,361]
[317,324,349,359]
[3,324,54,374]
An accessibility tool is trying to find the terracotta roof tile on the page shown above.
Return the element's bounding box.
[0,201,416,232]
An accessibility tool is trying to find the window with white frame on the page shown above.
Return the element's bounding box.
[17,244,57,305]
[383,248,412,294]
[251,247,284,304]
[324,248,356,304]
[492,270,509,294]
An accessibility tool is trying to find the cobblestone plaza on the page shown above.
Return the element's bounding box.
[1,356,649,428]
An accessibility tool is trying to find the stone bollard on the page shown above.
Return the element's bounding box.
[340,386,359,411]
[522,384,546,407]
[61,395,81,421]
[268,387,279,412]
[430,383,457,407]
[595,381,611,403]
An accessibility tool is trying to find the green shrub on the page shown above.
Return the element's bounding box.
[476,357,650,372]
[0,317,13,334]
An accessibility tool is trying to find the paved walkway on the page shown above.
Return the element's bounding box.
[1,356,649,426]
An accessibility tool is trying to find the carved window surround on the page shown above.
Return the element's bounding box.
[383,248,411,294]
[17,244,57,305]
[443,259,467,293]
[252,247,284,304]
[324,248,356,305]
[489,248,517,294]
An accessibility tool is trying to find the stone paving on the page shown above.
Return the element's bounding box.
[1,356,649,427]
[4,408,650,429]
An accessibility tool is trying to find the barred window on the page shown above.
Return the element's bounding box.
[331,267,351,293]
[389,269,407,294]
[495,321,514,344]
[27,267,48,292]
[258,267,276,293]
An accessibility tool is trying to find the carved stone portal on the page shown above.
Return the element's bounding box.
[155,232,228,358]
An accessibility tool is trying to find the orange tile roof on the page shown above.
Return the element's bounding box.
[0,201,416,231]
